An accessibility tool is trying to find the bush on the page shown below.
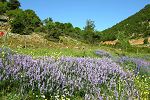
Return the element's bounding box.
[0,2,8,14]
[94,50,112,58]
[7,9,41,35]
[99,33,117,41]
[144,38,148,44]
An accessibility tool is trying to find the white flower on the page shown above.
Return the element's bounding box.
[41,95,45,98]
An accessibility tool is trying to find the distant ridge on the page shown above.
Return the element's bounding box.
[102,4,150,39]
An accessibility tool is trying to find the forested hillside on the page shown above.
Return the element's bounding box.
[0,1,150,43]
[102,4,150,39]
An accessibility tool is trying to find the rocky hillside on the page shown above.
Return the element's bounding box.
[0,15,10,32]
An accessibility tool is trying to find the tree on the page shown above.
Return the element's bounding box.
[99,32,117,41]
[84,19,95,32]
[6,9,23,18]
[24,9,41,28]
[43,17,55,32]
[144,38,149,44]
[43,17,53,25]
[0,2,8,14]
[9,9,41,35]
[83,19,97,44]
[116,31,131,51]
[0,0,7,2]
[10,10,25,34]
[7,0,20,10]
[64,23,73,29]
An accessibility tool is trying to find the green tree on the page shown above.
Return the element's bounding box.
[84,19,95,32]
[43,17,55,32]
[83,19,98,44]
[63,23,74,36]
[6,9,23,18]
[10,10,25,34]
[73,27,82,38]
[144,38,149,44]
[43,17,53,25]
[9,9,41,35]
[99,32,116,41]
[0,2,8,14]
[24,9,41,28]
[0,0,7,2]
[7,0,20,10]
[43,18,60,41]
[116,31,131,51]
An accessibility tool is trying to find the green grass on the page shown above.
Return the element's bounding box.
[5,43,150,62]
[0,34,150,99]
[1,47,150,100]
[13,47,98,58]
[1,33,149,59]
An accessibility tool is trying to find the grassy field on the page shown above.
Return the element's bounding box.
[0,33,150,58]
[0,34,150,100]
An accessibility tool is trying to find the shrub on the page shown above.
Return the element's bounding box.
[144,38,148,44]
[0,2,8,14]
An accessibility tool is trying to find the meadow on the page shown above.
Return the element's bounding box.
[0,35,150,100]
[0,42,150,100]
[0,1,150,99]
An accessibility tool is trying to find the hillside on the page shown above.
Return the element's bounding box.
[0,1,150,99]
[102,4,150,39]
[0,15,10,32]
[1,1,150,47]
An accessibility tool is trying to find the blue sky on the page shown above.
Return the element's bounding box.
[19,0,150,31]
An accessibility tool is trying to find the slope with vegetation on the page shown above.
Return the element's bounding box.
[0,1,150,100]
[102,4,150,40]
[0,1,150,51]
[0,0,101,44]
[1,1,150,45]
